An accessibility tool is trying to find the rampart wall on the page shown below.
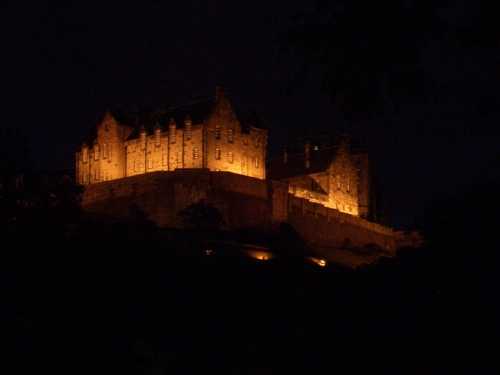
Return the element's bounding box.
[82,171,422,252]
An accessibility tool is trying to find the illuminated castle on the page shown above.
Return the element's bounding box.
[76,86,267,185]
[77,86,421,255]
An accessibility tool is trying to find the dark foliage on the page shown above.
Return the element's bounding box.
[276,0,447,121]
[178,199,226,233]
[3,182,500,373]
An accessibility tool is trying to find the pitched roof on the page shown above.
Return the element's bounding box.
[266,147,338,180]
[126,98,217,140]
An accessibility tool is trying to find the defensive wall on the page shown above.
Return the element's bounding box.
[82,170,422,253]
[286,194,422,252]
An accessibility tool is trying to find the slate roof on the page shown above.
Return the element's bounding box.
[126,98,217,140]
[266,147,339,180]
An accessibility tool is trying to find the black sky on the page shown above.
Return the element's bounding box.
[1,0,499,230]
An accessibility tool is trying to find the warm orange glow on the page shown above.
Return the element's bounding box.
[307,257,327,266]
[246,250,275,260]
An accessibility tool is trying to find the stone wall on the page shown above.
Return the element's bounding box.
[286,194,421,253]
[82,170,280,230]
[82,170,422,252]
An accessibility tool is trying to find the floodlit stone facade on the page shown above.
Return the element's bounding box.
[76,86,267,185]
[266,134,374,220]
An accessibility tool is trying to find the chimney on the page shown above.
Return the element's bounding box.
[340,133,351,149]
[283,146,288,163]
[305,140,311,169]
[215,85,227,102]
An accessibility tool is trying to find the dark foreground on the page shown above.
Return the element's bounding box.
[3,217,500,375]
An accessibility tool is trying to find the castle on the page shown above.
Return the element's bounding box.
[77,86,422,256]
[76,86,266,185]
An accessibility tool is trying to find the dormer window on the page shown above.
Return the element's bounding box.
[185,120,192,140]
[140,132,146,150]
[155,129,161,147]
[170,124,176,143]
[82,148,88,163]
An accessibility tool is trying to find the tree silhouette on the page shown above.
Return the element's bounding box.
[178,199,226,233]
[276,0,447,121]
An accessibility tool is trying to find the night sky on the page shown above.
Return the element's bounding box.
[2,0,499,230]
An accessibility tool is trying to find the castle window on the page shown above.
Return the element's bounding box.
[357,183,362,193]
[254,157,259,168]
[155,129,161,147]
[337,175,340,189]
[162,154,168,166]
[134,161,140,172]
[95,169,100,180]
[215,149,220,160]
[170,125,176,143]
[244,139,248,145]
[108,143,112,162]
[215,126,221,140]
[94,145,100,160]
[186,121,192,140]
[103,143,107,159]
[82,172,88,183]
[228,151,233,163]
[254,138,259,148]
[140,132,146,150]
[105,123,109,131]
[228,129,233,143]
[347,179,350,192]
[193,148,199,160]
[177,152,183,163]
[148,158,153,169]
[82,148,88,163]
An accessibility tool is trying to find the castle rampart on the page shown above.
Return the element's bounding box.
[82,170,422,254]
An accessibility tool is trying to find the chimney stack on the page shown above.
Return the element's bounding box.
[305,140,311,169]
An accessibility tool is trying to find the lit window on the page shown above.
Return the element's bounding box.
[215,149,220,160]
[148,158,153,169]
[82,172,88,183]
[228,129,233,143]
[162,154,168,166]
[193,148,199,160]
[94,145,100,160]
[228,152,233,163]
[215,126,220,140]
[177,152,183,163]
[108,143,112,162]
[140,132,146,150]
[186,121,192,140]
[170,125,176,143]
[95,169,100,180]
[82,148,88,163]
[103,143,107,159]
[155,129,161,147]
[134,161,140,172]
